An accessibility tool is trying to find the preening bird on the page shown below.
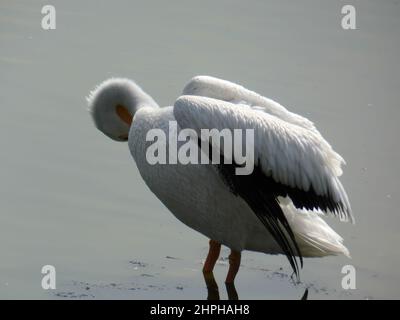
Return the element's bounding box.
[87,75,353,285]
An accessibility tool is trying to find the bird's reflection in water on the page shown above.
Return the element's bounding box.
[203,271,238,300]
[203,270,309,300]
[301,288,308,300]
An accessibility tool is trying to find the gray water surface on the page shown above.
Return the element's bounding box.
[1,0,399,299]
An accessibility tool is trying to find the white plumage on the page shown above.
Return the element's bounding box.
[183,75,318,133]
[87,75,353,283]
[174,95,352,220]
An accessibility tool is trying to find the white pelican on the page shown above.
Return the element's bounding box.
[87,76,353,284]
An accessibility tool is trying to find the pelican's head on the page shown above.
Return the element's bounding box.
[87,78,158,142]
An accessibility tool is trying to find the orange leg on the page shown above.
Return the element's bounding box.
[225,250,241,284]
[203,240,221,273]
[203,270,220,300]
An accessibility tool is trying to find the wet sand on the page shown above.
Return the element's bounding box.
[0,0,399,299]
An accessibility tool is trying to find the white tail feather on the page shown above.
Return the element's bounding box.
[281,198,350,258]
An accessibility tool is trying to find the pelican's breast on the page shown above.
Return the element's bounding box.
[128,107,271,251]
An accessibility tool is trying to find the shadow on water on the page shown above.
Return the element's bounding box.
[300,288,308,300]
[203,271,308,300]
[203,271,238,300]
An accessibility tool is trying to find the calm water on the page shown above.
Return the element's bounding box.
[1,0,399,299]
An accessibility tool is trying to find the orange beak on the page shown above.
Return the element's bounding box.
[116,104,133,126]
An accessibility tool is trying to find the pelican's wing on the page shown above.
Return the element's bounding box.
[183,76,346,175]
[173,95,353,277]
[183,76,317,131]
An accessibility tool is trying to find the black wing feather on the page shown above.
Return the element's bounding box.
[217,162,303,278]
[199,138,346,279]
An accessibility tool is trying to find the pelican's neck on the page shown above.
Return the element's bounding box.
[88,78,159,141]
[88,78,159,116]
[117,80,159,115]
